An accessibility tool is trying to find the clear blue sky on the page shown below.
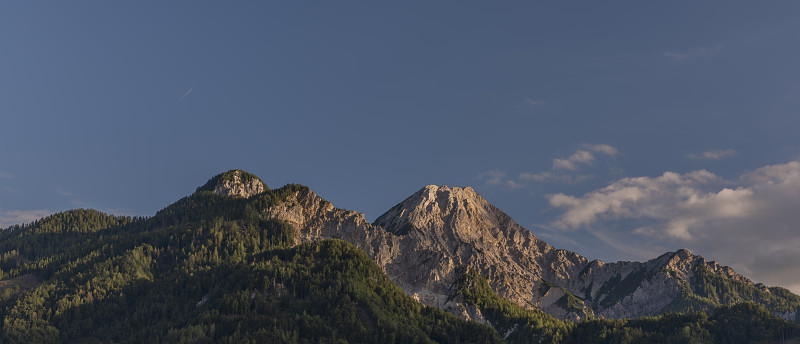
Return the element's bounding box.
[2,2,800,292]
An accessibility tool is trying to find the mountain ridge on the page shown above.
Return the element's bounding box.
[3,170,798,324]
[197,171,798,322]
[2,169,799,342]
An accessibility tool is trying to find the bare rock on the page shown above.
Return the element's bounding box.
[197,170,267,198]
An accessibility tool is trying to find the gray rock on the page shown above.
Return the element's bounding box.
[259,182,798,321]
[211,170,266,198]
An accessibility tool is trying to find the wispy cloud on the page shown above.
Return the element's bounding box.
[686,149,737,161]
[552,144,618,170]
[0,171,13,179]
[177,87,194,103]
[548,169,723,237]
[0,209,52,228]
[519,172,594,184]
[47,185,89,207]
[663,44,724,62]
[477,169,524,189]
[522,97,543,108]
[553,150,594,170]
[54,187,72,197]
[546,161,800,293]
[479,144,618,189]
[584,144,618,157]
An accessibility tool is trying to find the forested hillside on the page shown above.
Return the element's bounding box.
[451,269,800,343]
[0,185,500,343]
[0,174,798,343]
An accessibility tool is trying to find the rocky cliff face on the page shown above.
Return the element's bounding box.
[252,178,799,321]
[199,170,267,198]
[373,185,592,320]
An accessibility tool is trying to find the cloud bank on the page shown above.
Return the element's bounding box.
[478,169,524,189]
[547,161,800,293]
[0,209,52,229]
[686,149,737,160]
[479,144,619,188]
[553,144,618,170]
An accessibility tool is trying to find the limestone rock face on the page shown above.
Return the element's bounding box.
[199,170,267,198]
[373,185,590,318]
[264,187,401,268]
[266,184,593,319]
[256,182,798,321]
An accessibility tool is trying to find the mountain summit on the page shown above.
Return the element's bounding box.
[2,170,799,342]
[376,185,525,239]
[252,175,800,321]
[371,185,588,317]
[196,169,267,198]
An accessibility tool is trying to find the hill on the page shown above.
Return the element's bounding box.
[1,169,798,343]
[0,180,500,343]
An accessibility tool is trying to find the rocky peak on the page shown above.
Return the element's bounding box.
[368,184,578,316]
[374,185,498,237]
[196,169,267,198]
[252,180,799,322]
[660,249,695,270]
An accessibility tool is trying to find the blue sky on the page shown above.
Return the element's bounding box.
[2,2,800,293]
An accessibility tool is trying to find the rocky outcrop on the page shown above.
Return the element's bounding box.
[373,185,592,319]
[198,170,267,198]
[263,184,594,319]
[247,177,800,321]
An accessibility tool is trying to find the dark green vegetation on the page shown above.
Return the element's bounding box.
[536,280,587,317]
[1,171,799,343]
[674,265,800,316]
[593,267,658,309]
[454,270,571,343]
[453,269,800,343]
[0,183,501,343]
[582,256,800,320]
[196,169,265,193]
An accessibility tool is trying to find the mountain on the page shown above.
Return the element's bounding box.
[1,169,799,343]
[0,173,501,343]
[263,179,800,322]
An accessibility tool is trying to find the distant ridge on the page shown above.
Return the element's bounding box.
[196,169,267,198]
[258,175,800,322]
[0,169,798,342]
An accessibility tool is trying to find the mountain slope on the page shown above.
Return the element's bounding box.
[0,178,502,343]
[1,169,799,343]
[259,179,800,321]
[451,268,800,343]
[372,185,800,320]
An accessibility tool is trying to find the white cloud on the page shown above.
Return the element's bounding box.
[0,171,13,179]
[519,172,594,184]
[548,169,731,234]
[552,144,619,170]
[478,169,524,189]
[0,209,52,228]
[584,144,619,157]
[479,144,618,189]
[686,149,737,160]
[516,144,620,184]
[554,150,594,170]
[505,180,524,189]
[743,161,800,184]
[522,97,543,108]
[547,161,800,293]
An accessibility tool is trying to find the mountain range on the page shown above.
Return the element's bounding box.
[253,170,800,322]
[1,169,798,343]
